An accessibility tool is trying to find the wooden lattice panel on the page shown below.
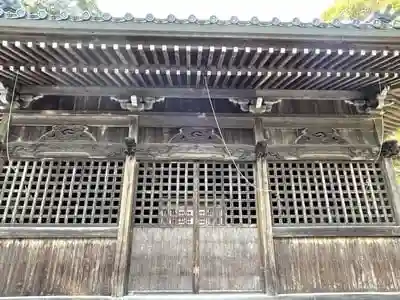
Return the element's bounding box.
[134,161,256,226]
[0,159,124,225]
[268,161,395,226]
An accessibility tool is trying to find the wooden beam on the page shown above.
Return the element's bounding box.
[1,18,400,44]
[0,226,118,239]
[123,293,400,300]
[112,116,138,297]
[272,225,400,238]
[7,112,374,129]
[4,293,400,300]
[382,159,400,225]
[19,86,364,100]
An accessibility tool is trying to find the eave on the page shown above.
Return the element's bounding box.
[0,41,398,92]
[1,13,400,44]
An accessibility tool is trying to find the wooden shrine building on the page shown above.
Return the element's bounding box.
[1,3,400,299]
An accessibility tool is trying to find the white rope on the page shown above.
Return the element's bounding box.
[204,76,270,192]
[5,71,19,167]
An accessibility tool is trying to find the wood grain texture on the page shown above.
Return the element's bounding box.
[128,228,193,293]
[0,239,116,296]
[275,237,400,294]
[138,127,254,144]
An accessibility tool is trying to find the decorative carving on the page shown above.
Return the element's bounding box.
[110,95,165,112]
[37,125,96,142]
[255,140,268,159]
[6,142,125,158]
[381,140,400,158]
[376,86,390,110]
[18,94,44,108]
[249,99,282,113]
[168,127,222,144]
[136,144,255,161]
[229,97,281,114]
[294,128,349,145]
[344,99,369,113]
[349,147,380,160]
[228,98,251,112]
[128,143,381,161]
[124,137,136,156]
[0,82,8,109]
[2,125,127,159]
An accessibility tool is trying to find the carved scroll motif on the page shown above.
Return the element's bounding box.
[294,128,349,145]
[38,125,97,142]
[6,125,125,159]
[168,127,223,144]
[136,144,255,161]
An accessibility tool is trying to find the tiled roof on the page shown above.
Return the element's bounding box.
[0,2,399,30]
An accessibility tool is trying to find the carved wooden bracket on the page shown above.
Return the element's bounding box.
[168,127,223,144]
[344,99,369,113]
[255,140,269,159]
[381,140,400,158]
[110,95,165,111]
[346,87,391,114]
[18,94,44,108]
[124,137,137,156]
[229,97,281,114]
[0,82,43,109]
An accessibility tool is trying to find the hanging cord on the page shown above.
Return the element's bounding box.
[203,76,270,192]
[5,71,19,165]
[373,77,387,163]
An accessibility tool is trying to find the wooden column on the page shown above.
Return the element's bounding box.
[382,158,400,224]
[111,116,138,297]
[254,118,278,295]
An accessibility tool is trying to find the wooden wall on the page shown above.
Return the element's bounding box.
[275,237,400,293]
[0,239,115,296]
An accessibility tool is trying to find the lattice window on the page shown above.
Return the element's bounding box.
[134,161,256,226]
[268,161,395,226]
[0,159,124,225]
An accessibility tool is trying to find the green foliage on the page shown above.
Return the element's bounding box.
[21,0,100,15]
[321,0,400,21]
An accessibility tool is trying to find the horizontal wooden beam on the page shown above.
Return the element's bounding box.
[273,226,400,238]
[4,294,400,300]
[0,18,399,45]
[124,293,400,300]
[0,226,118,239]
[19,86,364,100]
[7,112,374,129]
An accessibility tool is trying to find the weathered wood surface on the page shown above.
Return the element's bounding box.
[128,228,262,293]
[0,239,116,296]
[129,228,193,292]
[199,228,262,292]
[112,117,138,297]
[275,237,400,294]
[138,127,254,144]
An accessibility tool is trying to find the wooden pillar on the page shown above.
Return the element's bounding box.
[254,118,278,295]
[382,158,400,224]
[111,116,138,297]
